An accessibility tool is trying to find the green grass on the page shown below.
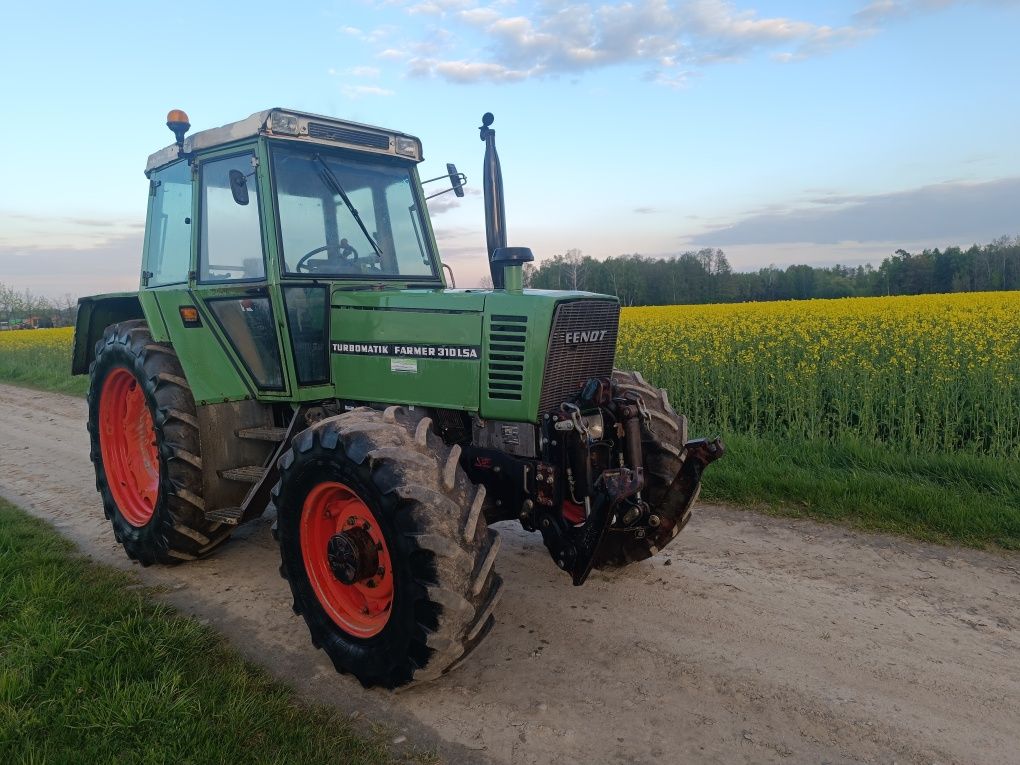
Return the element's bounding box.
[0,498,430,765]
[704,433,1020,549]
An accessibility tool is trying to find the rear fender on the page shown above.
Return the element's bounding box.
[72,293,147,375]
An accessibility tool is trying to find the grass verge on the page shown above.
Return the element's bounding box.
[0,497,428,765]
[704,433,1020,550]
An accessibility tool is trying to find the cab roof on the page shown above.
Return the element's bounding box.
[145,108,423,174]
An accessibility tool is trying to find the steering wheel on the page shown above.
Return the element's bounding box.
[295,243,359,273]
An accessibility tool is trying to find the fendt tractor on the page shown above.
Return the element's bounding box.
[72,108,723,688]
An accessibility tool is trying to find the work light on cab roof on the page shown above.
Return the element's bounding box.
[70,105,723,689]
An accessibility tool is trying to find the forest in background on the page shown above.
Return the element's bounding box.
[524,235,1020,306]
[4,235,1020,326]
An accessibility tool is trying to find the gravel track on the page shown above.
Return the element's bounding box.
[1,382,1017,764]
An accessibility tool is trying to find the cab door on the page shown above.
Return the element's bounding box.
[188,148,290,399]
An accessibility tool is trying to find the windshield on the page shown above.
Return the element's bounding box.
[271,144,437,279]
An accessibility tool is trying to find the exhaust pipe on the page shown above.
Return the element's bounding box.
[479,113,508,288]
[479,112,534,292]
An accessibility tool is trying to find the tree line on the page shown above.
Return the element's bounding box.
[0,283,78,329]
[524,236,1020,305]
[4,235,1019,326]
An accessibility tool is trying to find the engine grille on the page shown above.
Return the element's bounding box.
[538,300,620,413]
[307,122,391,150]
[487,314,528,401]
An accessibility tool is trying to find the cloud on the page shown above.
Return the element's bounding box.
[397,0,868,85]
[431,225,479,244]
[684,0,866,62]
[426,196,464,215]
[0,213,143,250]
[391,0,1020,84]
[340,85,395,98]
[0,230,143,298]
[854,0,1019,24]
[686,177,1020,247]
[339,25,395,43]
[407,0,475,15]
[633,206,660,214]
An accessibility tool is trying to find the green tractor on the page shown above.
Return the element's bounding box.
[73,108,723,688]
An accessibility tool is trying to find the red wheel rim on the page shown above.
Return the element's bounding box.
[300,481,394,637]
[98,367,160,527]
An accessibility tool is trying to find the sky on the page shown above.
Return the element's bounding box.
[1,0,1018,295]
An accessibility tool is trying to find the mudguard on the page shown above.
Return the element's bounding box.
[72,293,145,375]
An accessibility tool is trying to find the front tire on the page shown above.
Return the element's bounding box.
[595,369,692,568]
[87,320,231,565]
[274,406,502,689]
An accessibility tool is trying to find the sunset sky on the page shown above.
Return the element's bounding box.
[1,0,1018,295]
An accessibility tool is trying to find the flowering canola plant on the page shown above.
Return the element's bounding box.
[4,297,1019,458]
[616,292,1020,456]
[0,326,74,363]
[0,326,84,395]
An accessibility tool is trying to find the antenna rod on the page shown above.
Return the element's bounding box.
[479,112,507,289]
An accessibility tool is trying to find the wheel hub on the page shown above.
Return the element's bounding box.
[327,525,379,585]
[301,482,394,637]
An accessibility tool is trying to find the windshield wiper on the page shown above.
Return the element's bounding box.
[312,154,383,259]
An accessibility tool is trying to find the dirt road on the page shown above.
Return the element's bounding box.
[1,382,1017,764]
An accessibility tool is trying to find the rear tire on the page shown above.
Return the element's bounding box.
[274,406,502,689]
[87,320,231,565]
[595,369,691,568]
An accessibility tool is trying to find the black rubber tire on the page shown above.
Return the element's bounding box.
[87,320,232,565]
[595,369,691,568]
[273,406,502,689]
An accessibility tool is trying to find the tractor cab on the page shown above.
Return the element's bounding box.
[135,109,454,403]
[144,109,443,289]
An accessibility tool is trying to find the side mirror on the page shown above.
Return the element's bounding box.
[447,163,465,198]
[229,170,250,206]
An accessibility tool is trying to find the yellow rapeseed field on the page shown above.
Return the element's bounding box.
[617,291,1020,456]
[0,326,85,395]
[3,294,1019,457]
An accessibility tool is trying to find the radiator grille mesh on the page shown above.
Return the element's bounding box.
[538,301,619,413]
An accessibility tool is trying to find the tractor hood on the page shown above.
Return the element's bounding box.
[329,287,619,422]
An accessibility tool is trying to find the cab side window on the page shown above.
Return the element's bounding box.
[199,154,266,282]
[144,160,192,286]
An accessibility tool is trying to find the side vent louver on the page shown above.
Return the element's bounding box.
[487,314,528,400]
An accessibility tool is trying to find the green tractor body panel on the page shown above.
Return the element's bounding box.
[328,287,601,422]
[330,288,486,412]
[148,286,260,404]
[77,282,616,423]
